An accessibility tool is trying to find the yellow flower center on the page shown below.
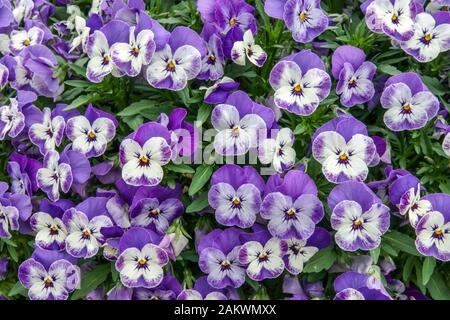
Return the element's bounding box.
[23,38,31,46]
[150,209,159,216]
[44,277,53,286]
[403,103,411,112]
[50,225,58,232]
[442,6,448,11]
[339,153,348,161]
[353,219,362,227]
[103,55,109,64]
[232,197,241,206]
[424,34,432,42]
[138,259,146,266]
[286,208,296,217]
[229,18,237,27]
[221,261,231,268]
[88,131,96,139]
[348,79,356,85]
[434,229,443,237]
[259,253,267,260]
[299,11,306,22]
[82,230,91,238]
[232,126,239,137]
[167,60,175,70]
[139,155,149,164]
[391,14,398,23]
[294,84,302,92]
[133,47,139,55]
[209,54,216,62]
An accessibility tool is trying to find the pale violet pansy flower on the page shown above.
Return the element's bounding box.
[238,238,287,281]
[312,131,376,183]
[401,12,450,62]
[116,243,169,288]
[86,30,118,83]
[28,108,65,155]
[211,104,266,156]
[62,208,113,258]
[0,203,19,239]
[111,27,156,77]
[284,238,318,275]
[258,128,296,172]
[30,212,67,251]
[443,132,450,157]
[231,29,267,67]
[0,98,25,140]
[65,115,116,158]
[36,151,73,202]
[398,184,433,228]
[177,290,227,300]
[12,0,34,24]
[9,26,44,54]
[69,16,90,53]
[0,63,9,89]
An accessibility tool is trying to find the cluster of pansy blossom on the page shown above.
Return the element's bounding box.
[0,0,449,301]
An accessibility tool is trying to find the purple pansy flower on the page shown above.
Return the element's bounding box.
[119,122,172,187]
[116,227,169,288]
[261,170,324,240]
[208,164,264,228]
[332,45,377,108]
[36,151,73,202]
[398,183,432,227]
[28,107,65,155]
[381,72,439,131]
[198,26,225,81]
[198,228,246,289]
[110,26,156,77]
[334,271,392,300]
[0,98,25,140]
[8,152,42,196]
[146,26,205,91]
[30,211,67,251]
[258,127,296,173]
[269,50,331,116]
[328,181,390,251]
[365,0,417,41]
[177,289,227,300]
[415,194,450,261]
[203,77,240,104]
[212,90,273,156]
[238,237,287,281]
[18,248,80,300]
[401,12,450,62]
[0,63,9,89]
[0,199,19,239]
[133,273,182,300]
[265,0,328,43]
[443,131,450,157]
[9,26,44,54]
[63,198,113,258]
[231,29,267,67]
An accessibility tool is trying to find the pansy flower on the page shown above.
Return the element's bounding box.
[212,90,274,156]
[28,107,65,155]
[0,98,25,141]
[198,25,225,81]
[265,0,329,43]
[0,200,19,239]
[177,289,227,300]
[115,228,169,288]
[231,29,267,67]
[111,26,156,77]
[328,181,390,251]
[63,197,113,258]
[0,63,9,89]
[332,45,376,108]
[401,12,450,62]
[9,26,44,54]
[261,170,324,240]
[203,77,240,104]
[258,127,296,172]
[18,248,80,300]
[381,72,439,131]
[443,131,450,157]
[66,106,116,158]
[365,0,417,41]
[146,26,206,91]
[7,152,42,196]
[133,274,182,300]
[398,183,432,227]
[208,164,265,228]
[269,50,331,116]
[36,151,73,202]
[334,271,392,300]
[198,228,246,289]
[30,211,67,251]
[119,122,172,186]
[238,237,287,281]
[415,194,450,261]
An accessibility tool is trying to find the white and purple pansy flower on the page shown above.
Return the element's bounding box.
[0,98,25,140]
[398,183,432,228]
[380,72,439,131]
[258,127,296,173]
[177,289,227,300]
[328,181,390,251]
[332,45,377,108]
[261,170,324,240]
[0,201,19,239]
[146,26,206,91]
[28,107,65,155]
[119,122,172,187]
[415,194,450,261]
[30,211,67,251]
[365,0,417,41]
[208,164,265,228]
[115,228,169,288]
[110,27,156,77]
[198,26,225,81]
[231,29,267,67]
[312,130,376,183]
[443,131,450,157]
[18,248,80,300]
[238,237,288,281]
[334,271,392,300]
[129,185,184,235]
[211,90,274,156]
[9,26,44,54]
[36,151,73,202]
[62,202,113,259]
[0,63,9,89]
[401,12,450,62]
[269,50,331,116]
[203,77,240,104]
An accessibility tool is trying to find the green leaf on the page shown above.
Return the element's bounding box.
[370,246,381,264]
[188,165,213,196]
[178,250,199,263]
[402,256,415,282]
[303,246,336,273]
[377,64,401,75]
[421,256,436,286]
[64,80,90,88]
[8,282,28,297]
[165,163,195,174]
[186,193,209,213]
[64,94,94,111]
[421,75,447,96]
[71,264,110,300]
[7,244,18,262]
[122,115,144,130]
[382,230,421,256]
[117,100,153,117]
[197,104,211,125]
[426,272,450,300]
[67,63,86,77]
